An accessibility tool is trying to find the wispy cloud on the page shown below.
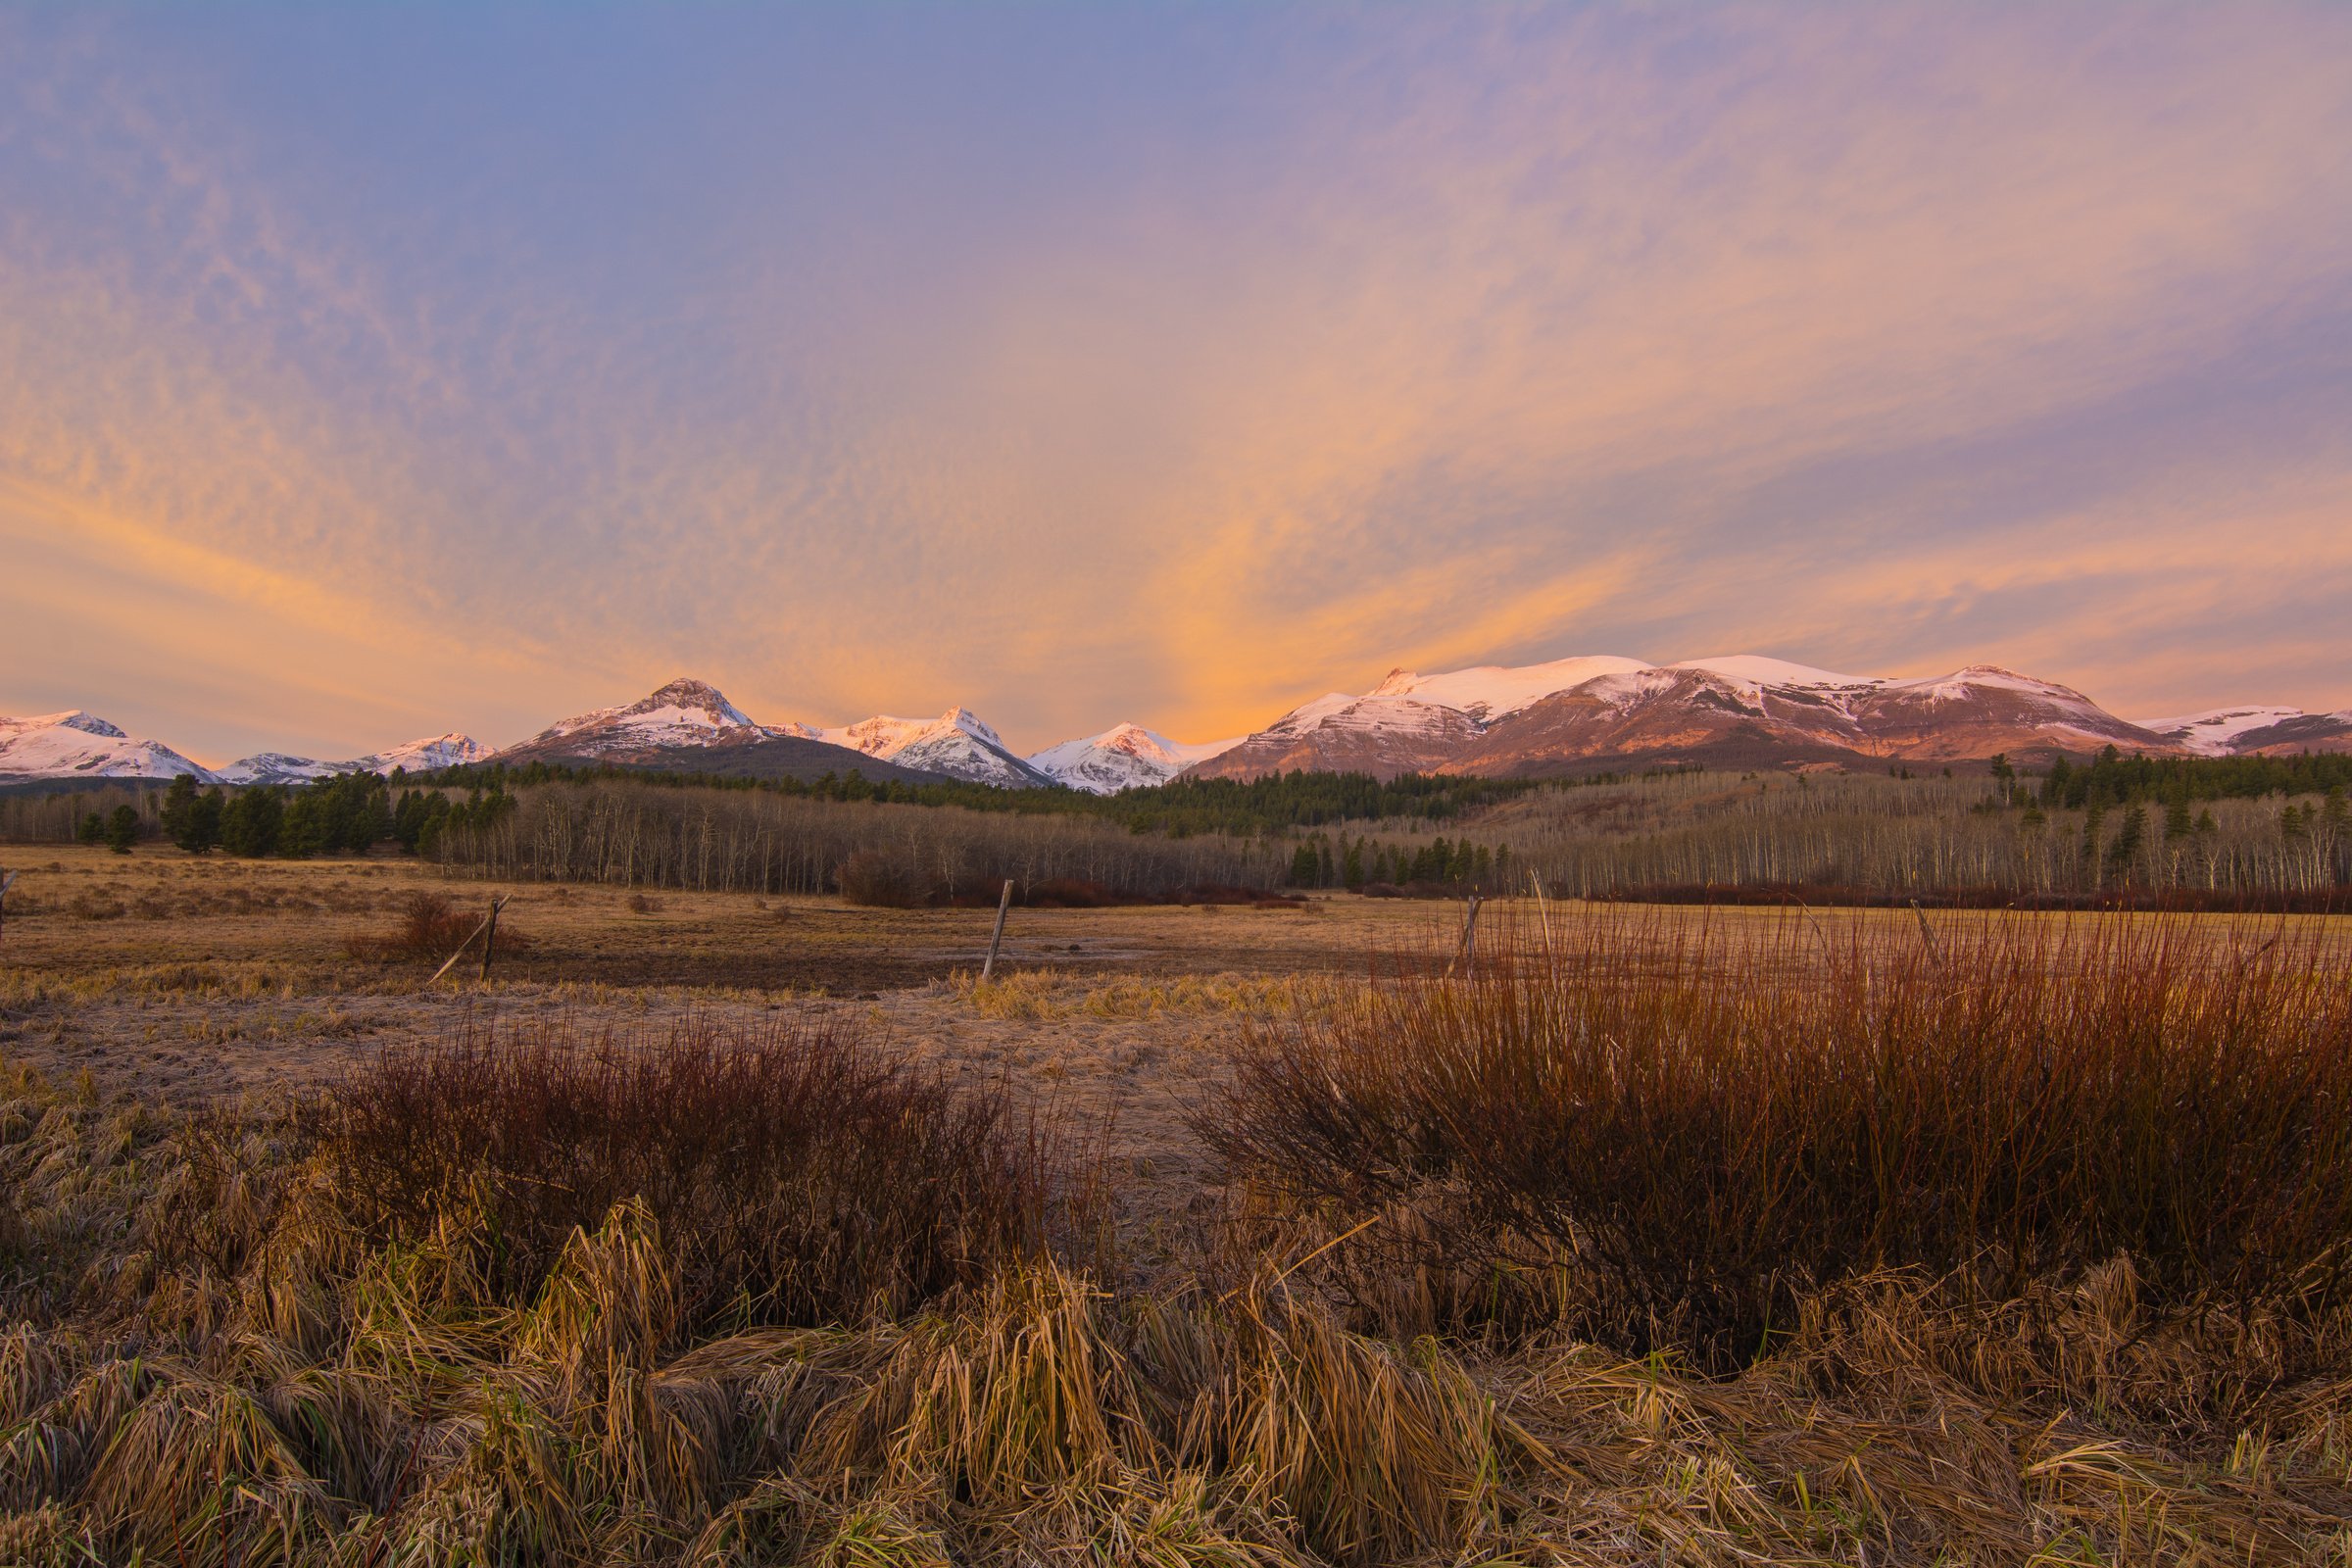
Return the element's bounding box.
[2,5,2346,758]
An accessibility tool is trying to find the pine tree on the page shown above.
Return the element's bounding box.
[2163,792,2192,840]
[104,804,140,855]
[161,775,199,845]
[220,787,285,858]
[75,811,104,845]
[1342,839,1365,892]
[1288,842,1319,888]
[2106,803,2146,877]
[162,776,222,853]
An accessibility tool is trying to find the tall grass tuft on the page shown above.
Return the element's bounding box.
[314,1012,1054,1332]
[1200,910,2352,1371]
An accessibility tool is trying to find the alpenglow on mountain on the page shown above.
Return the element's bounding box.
[4,656,2347,792]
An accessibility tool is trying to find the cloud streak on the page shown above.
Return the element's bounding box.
[2,5,2347,759]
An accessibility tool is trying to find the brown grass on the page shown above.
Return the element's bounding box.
[6,858,2352,1562]
[1200,909,2352,1377]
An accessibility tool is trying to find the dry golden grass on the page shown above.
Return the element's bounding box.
[5,848,2352,1561]
[0,1038,2349,1561]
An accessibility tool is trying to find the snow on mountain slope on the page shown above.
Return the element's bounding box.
[214,754,336,786]
[2208,709,2352,756]
[1182,695,1484,782]
[1850,666,2172,758]
[217,733,493,785]
[1027,723,1244,793]
[820,709,1054,788]
[1197,653,2225,781]
[1666,656,1878,691]
[2130,707,2311,757]
[0,711,213,781]
[1367,657,1651,722]
[365,733,493,773]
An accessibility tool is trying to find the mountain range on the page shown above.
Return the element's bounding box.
[5,656,2347,795]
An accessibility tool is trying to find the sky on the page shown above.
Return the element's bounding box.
[4,3,2350,765]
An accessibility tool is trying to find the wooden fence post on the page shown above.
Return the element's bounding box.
[0,870,16,951]
[427,893,510,985]
[981,879,1012,982]
[1449,893,1483,978]
[480,895,504,981]
[1528,870,1556,968]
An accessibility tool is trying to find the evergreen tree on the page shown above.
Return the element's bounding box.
[104,804,140,854]
[2163,792,2192,840]
[2106,803,2146,877]
[220,787,285,858]
[75,811,104,845]
[162,776,222,853]
[1342,839,1365,891]
[160,775,199,845]
[2080,803,2105,867]
[1288,841,1320,888]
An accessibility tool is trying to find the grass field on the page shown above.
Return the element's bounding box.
[3,844,2350,1563]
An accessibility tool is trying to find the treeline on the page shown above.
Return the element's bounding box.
[411,757,1558,835]
[2034,747,2352,808]
[1493,766,2351,900]
[426,778,1279,897]
[1283,829,1513,894]
[0,774,476,859]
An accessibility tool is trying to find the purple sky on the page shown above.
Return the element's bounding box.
[4,4,2349,761]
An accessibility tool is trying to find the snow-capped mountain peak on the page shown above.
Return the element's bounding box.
[0,710,211,781]
[820,707,1053,789]
[538,677,773,745]
[49,710,132,740]
[1027,722,1245,793]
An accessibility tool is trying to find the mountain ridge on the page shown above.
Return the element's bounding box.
[6,657,2347,793]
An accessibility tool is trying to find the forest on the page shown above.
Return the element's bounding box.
[2,746,2346,902]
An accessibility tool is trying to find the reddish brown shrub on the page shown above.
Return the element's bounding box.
[835,850,935,907]
[314,1012,1055,1330]
[345,890,529,962]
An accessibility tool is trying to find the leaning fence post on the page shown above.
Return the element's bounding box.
[981,879,1012,982]
[1448,893,1483,978]
[479,895,504,981]
[427,893,509,985]
[1908,898,1941,968]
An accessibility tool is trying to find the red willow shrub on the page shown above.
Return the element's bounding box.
[1199,909,2352,1371]
[346,890,531,962]
[314,1012,1057,1331]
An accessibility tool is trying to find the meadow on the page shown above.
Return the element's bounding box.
[0,845,2349,1563]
